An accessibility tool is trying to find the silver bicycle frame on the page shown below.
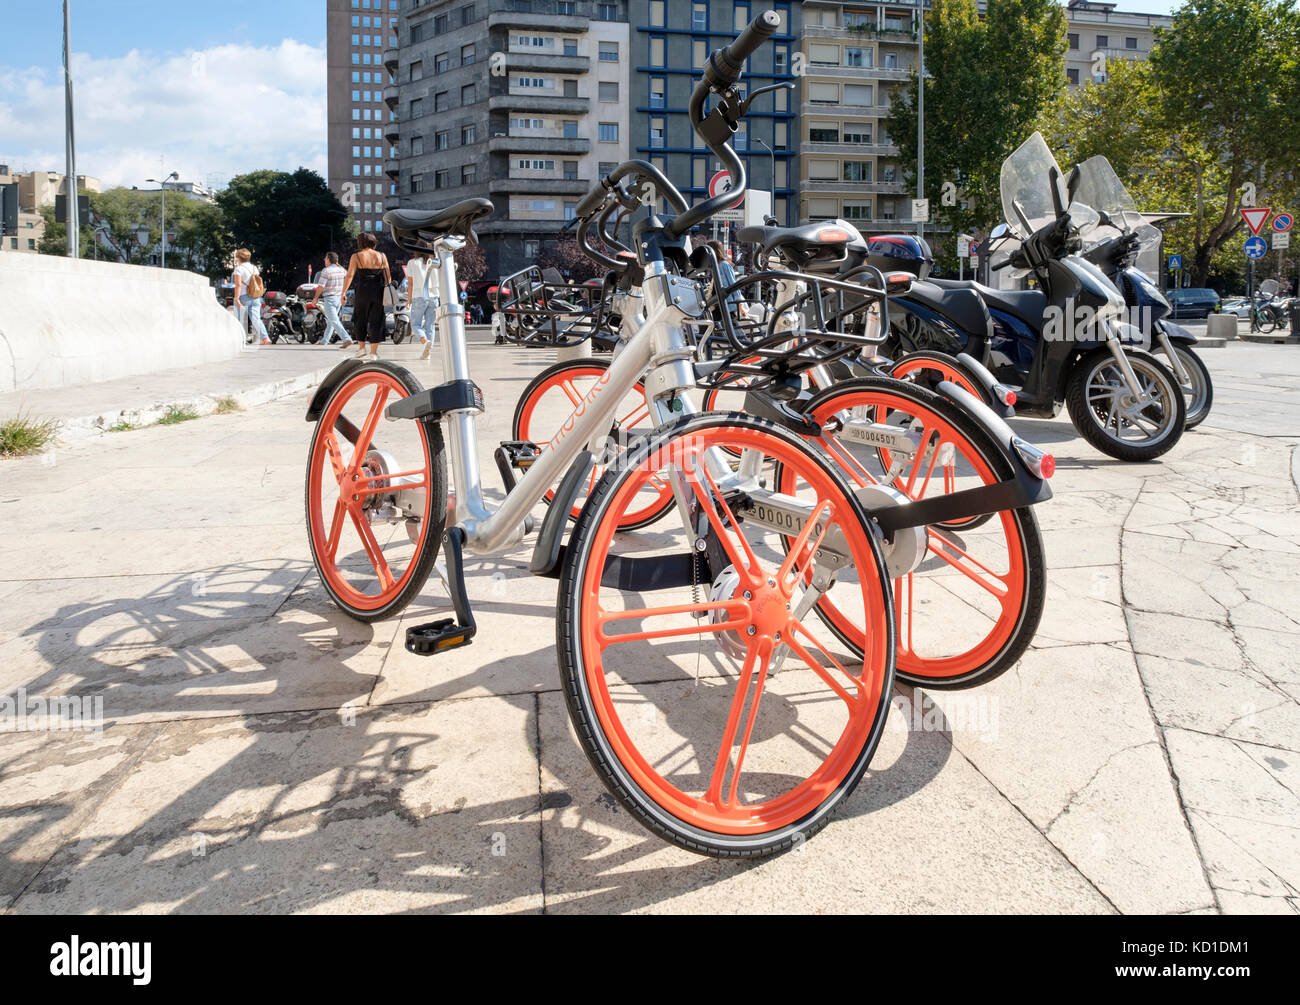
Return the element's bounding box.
[426,239,716,556]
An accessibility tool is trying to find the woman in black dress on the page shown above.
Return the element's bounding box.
[340,232,393,358]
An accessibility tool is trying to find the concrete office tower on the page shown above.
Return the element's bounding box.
[327,0,400,239]
[383,1,631,277]
[628,1,800,229]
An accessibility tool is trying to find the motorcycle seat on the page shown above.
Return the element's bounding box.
[739,221,854,268]
[385,198,494,244]
[931,279,1047,329]
[903,280,992,337]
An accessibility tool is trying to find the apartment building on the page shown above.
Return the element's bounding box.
[1064,0,1171,88]
[797,2,916,233]
[0,166,102,253]
[327,0,401,238]
[379,0,631,276]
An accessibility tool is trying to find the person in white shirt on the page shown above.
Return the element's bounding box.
[309,252,353,347]
[404,252,438,361]
[231,249,269,345]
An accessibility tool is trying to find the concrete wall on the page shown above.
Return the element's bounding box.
[0,254,244,393]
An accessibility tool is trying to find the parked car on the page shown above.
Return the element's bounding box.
[1219,297,1252,319]
[1167,287,1221,319]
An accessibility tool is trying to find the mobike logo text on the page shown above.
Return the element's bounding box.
[544,366,615,454]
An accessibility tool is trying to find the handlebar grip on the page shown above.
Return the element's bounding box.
[708,10,780,86]
[575,179,609,219]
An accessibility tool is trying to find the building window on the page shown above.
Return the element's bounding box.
[411,173,424,193]
[558,0,575,12]
[809,159,838,180]
[435,169,450,189]
[563,160,578,180]
[843,123,871,145]
[599,42,618,62]
[409,97,423,117]
[435,52,449,73]
[1096,34,1108,48]
[774,46,787,75]
[774,121,788,149]
[1068,32,1078,50]
[649,0,664,27]
[436,130,449,150]
[843,161,872,182]
[691,3,707,31]
[1126,36,1138,49]
[1066,67,1079,85]
[434,13,448,33]
[844,47,871,68]
[843,202,872,220]
[649,36,665,66]
[409,60,422,81]
[462,123,476,144]
[775,160,787,189]
[564,201,577,220]
[563,119,578,138]
[599,161,617,176]
[524,240,540,258]
[809,82,838,105]
[461,4,473,25]
[599,81,619,102]
[462,43,475,64]
[461,83,475,104]
[435,91,448,111]
[564,38,578,56]
[462,164,476,185]
[598,122,619,142]
[411,135,424,155]
[595,2,617,19]
[650,116,666,148]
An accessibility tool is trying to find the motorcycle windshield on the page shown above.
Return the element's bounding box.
[1000,132,1063,239]
[1072,154,1162,272]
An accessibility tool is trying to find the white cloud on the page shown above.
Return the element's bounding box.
[0,40,327,191]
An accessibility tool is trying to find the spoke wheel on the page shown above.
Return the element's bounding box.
[513,357,673,530]
[558,414,895,857]
[779,377,1045,689]
[305,362,447,622]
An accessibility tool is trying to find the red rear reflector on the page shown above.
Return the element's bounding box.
[1040,454,1056,479]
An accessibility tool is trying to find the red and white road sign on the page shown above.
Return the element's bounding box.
[708,170,744,209]
[1240,207,1272,235]
[1272,212,1293,233]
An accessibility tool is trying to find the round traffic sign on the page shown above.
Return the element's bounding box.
[1272,212,1293,233]
[1244,235,1268,259]
[708,170,744,209]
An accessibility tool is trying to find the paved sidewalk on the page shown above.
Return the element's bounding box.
[0,328,497,440]
[0,340,1296,913]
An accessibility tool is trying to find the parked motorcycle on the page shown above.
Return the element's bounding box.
[877,134,1185,461]
[264,291,313,344]
[1070,154,1213,428]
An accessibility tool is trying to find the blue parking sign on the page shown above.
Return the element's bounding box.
[1244,236,1267,259]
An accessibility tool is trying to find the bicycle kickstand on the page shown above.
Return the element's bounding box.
[406,527,477,656]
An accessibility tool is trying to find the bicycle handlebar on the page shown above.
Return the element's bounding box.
[705,9,780,90]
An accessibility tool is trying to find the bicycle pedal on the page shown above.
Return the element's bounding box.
[406,618,475,656]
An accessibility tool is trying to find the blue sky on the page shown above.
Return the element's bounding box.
[0,0,1186,192]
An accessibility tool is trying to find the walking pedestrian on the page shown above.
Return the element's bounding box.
[231,249,269,346]
[340,232,392,359]
[405,250,438,361]
[309,252,354,348]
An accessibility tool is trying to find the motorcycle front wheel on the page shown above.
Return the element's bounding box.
[1065,348,1186,462]
[1154,341,1213,430]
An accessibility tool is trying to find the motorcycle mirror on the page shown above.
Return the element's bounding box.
[1048,165,1068,218]
[989,223,1010,242]
[1065,165,1081,203]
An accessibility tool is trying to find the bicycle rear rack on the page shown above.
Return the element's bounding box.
[493,267,613,348]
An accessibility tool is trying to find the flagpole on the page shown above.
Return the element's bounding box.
[63,0,79,258]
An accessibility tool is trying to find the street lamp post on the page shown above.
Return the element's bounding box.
[917,2,925,242]
[145,170,179,267]
[63,0,78,259]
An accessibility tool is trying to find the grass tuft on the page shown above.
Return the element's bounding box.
[214,396,243,414]
[157,404,201,426]
[0,411,60,458]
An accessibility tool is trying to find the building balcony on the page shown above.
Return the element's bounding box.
[799,180,906,196]
[383,85,400,109]
[385,159,402,179]
[501,52,591,74]
[384,48,399,72]
[488,135,591,156]
[384,121,401,144]
[487,11,589,33]
[803,24,918,44]
[488,177,590,196]
[804,64,914,82]
[801,102,892,118]
[488,93,590,115]
[804,141,899,158]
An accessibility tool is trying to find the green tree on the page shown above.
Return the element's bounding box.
[886,0,1068,268]
[1043,0,1300,289]
[217,168,352,291]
